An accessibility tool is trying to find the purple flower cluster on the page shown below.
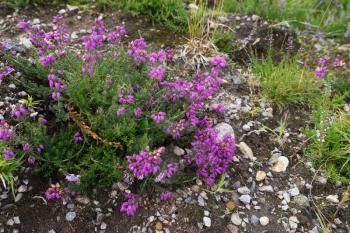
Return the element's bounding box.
[44,183,72,204]
[192,125,236,186]
[315,66,327,79]
[165,119,188,140]
[314,56,349,86]
[120,193,139,216]
[3,149,15,160]
[0,121,12,141]
[149,65,165,81]
[127,38,148,62]
[160,191,173,202]
[48,72,67,99]
[151,112,166,124]
[74,132,83,144]
[10,105,28,118]
[127,147,165,179]
[155,163,179,183]
[65,174,81,184]
[0,66,15,80]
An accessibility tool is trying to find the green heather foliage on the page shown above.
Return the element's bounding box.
[252,55,321,106]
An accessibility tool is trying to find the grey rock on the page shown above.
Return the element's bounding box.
[6,219,14,226]
[48,230,56,233]
[173,146,185,156]
[13,216,20,224]
[14,193,23,202]
[96,212,104,224]
[227,224,238,233]
[100,222,107,230]
[214,123,235,141]
[239,195,251,204]
[238,142,255,161]
[293,195,310,208]
[237,186,250,195]
[288,187,300,197]
[231,213,242,226]
[65,212,77,221]
[198,195,205,206]
[259,185,274,192]
[250,215,259,225]
[326,195,339,204]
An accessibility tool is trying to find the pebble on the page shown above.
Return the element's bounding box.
[231,213,242,226]
[58,9,66,14]
[17,185,27,193]
[203,217,211,227]
[259,185,274,192]
[288,187,300,197]
[326,195,339,204]
[75,196,90,205]
[227,224,238,233]
[259,216,269,226]
[173,146,185,156]
[238,142,255,160]
[6,219,14,226]
[237,186,250,195]
[100,222,107,230]
[48,230,56,233]
[13,217,20,224]
[293,195,310,208]
[65,212,76,221]
[271,156,289,172]
[214,123,235,141]
[250,215,259,225]
[198,195,205,206]
[242,124,250,131]
[289,216,299,229]
[226,201,236,210]
[14,193,23,202]
[239,195,251,204]
[256,171,266,182]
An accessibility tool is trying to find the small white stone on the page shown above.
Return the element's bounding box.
[239,195,251,204]
[256,171,266,182]
[237,186,250,195]
[326,195,339,204]
[65,212,76,222]
[238,142,254,161]
[242,124,250,131]
[58,9,66,14]
[271,156,289,172]
[203,217,211,227]
[231,213,242,226]
[288,187,300,197]
[259,216,269,226]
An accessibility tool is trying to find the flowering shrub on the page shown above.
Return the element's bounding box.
[314,55,350,93]
[9,16,236,215]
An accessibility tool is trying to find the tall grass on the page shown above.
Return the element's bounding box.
[223,0,350,37]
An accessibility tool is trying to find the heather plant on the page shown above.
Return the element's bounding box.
[14,16,236,214]
[313,55,350,93]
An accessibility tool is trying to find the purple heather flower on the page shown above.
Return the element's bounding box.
[65,174,81,184]
[22,143,30,153]
[151,112,166,124]
[213,103,225,114]
[315,66,327,79]
[165,119,188,140]
[36,144,44,153]
[39,53,56,66]
[0,127,12,141]
[116,106,126,117]
[0,66,15,80]
[28,156,36,165]
[149,50,166,63]
[332,58,345,68]
[192,126,236,186]
[118,95,134,104]
[211,56,227,68]
[39,117,47,126]
[160,191,173,202]
[74,132,83,144]
[52,92,61,99]
[17,21,30,30]
[347,78,350,85]
[155,163,179,183]
[133,107,142,118]
[317,55,330,65]
[120,193,139,216]
[116,25,126,36]
[127,147,165,179]
[11,105,28,119]
[149,65,165,81]
[166,49,174,60]
[127,38,148,62]
[3,149,15,160]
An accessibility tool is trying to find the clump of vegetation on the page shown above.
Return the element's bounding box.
[252,55,321,107]
[305,109,350,184]
[3,16,236,214]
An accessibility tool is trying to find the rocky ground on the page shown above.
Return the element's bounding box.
[0,3,349,233]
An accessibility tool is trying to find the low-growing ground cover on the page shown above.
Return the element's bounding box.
[0,1,350,233]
